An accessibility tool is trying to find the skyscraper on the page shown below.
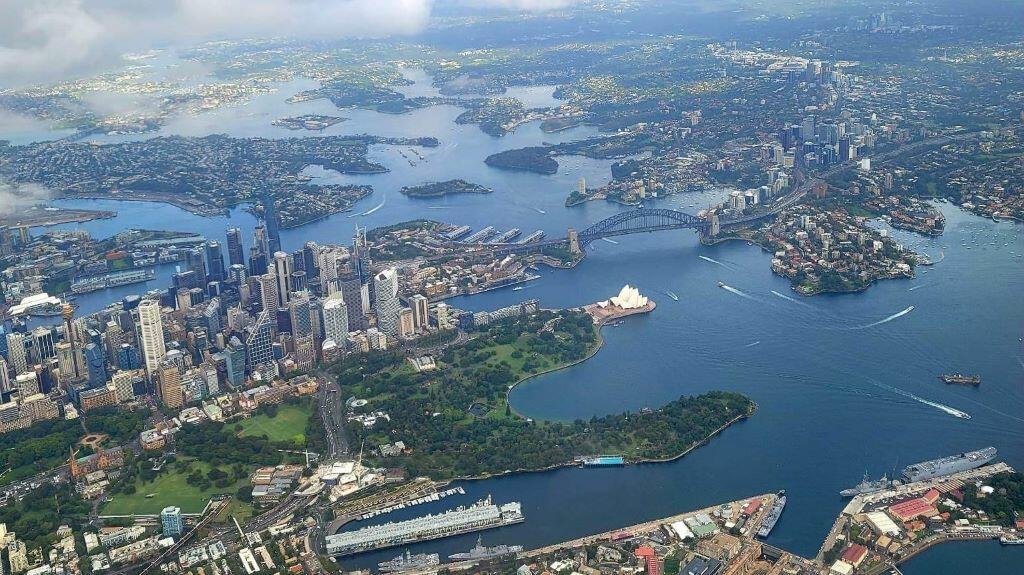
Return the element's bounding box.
[246,311,275,372]
[205,241,226,282]
[5,332,28,375]
[257,273,279,318]
[226,227,244,267]
[30,326,56,363]
[84,343,107,388]
[410,294,429,330]
[262,191,282,254]
[338,269,365,331]
[157,362,183,409]
[273,252,292,307]
[138,300,166,378]
[322,294,349,346]
[373,268,401,337]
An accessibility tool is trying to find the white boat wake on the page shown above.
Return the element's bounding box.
[698,255,731,268]
[361,195,387,216]
[601,237,619,245]
[908,283,929,291]
[719,283,757,301]
[770,290,807,305]
[874,382,971,420]
[663,290,679,301]
[853,306,915,329]
[744,341,761,348]
[534,207,547,214]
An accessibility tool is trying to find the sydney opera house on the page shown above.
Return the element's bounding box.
[585,285,657,324]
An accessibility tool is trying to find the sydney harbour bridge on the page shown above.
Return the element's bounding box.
[487,205,780,257]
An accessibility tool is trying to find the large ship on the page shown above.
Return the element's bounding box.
[378,551,440,573]
[448,536,523,561]
[840,473,892,498]
[901,446,997,483]
[71,268,156,294]
[326,496,524,556]
[939,373,981,386]
[756,491,786,538]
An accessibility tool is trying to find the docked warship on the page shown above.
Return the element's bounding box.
[378,551,440,573]
[449,536,523,561]
[840,472,892,497]
[756,491,786,538]
[902,446,997,482]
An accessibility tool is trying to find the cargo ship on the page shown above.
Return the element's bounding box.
[757,491,786,538]
[939,373,981,386]
[378,551,440,573]
[326,496,524,556]
[840,473,892,497]
[448,536,523,561]
[901,446,997,483]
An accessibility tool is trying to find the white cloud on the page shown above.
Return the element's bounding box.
[0,181,53,213]
[0,0,579,89]
[0,0,435,88]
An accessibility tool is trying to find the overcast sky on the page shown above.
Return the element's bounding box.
[0,0,576,89]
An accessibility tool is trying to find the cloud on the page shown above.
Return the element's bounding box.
[0,0,434,89]
[0,0,580,89]
[0,181,53,213]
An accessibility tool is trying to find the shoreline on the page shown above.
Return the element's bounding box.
[434,316,752,485]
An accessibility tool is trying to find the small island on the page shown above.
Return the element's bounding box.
[485,146,559,175]
[398,179,493,198]
[272,114,347,131]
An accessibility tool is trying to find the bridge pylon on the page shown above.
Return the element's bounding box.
[567,228,581,255]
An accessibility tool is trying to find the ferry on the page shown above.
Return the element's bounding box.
[1000,534,1024,545]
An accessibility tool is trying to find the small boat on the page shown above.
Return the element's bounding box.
[717,281,726,288]
[939,373,981,386]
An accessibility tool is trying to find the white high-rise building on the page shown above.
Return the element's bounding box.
[5,332,28,375]
[138,299,167,378]
[410,294,429,330]
[322,294,349,346]
[273,251,292,307]
[373,268,401,337]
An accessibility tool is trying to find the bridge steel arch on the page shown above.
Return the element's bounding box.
[578,208,709,246]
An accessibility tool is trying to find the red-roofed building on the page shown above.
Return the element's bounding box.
[743,500,760,516]
[889,497,939,522]
[840,543,868,567]
[922,489,941,505]
[635,546,662,575]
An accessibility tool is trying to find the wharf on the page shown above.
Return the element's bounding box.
[816,462,1014,564]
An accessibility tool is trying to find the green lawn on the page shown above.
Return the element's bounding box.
[234,404,311,445]
[101,460,249,516]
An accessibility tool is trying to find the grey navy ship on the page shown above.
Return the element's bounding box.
[378,550,440,573]
[902,446,997,482]
[448,536,523,561]
[840,472,892,497]
[756,491,786,538]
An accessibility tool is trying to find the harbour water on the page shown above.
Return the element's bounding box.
[21,70,1024,571]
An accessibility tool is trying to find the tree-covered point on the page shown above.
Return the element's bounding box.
[963,472,1024,527]
[328,310,753,479]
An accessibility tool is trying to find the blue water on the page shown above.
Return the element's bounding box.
[18,70,1024,572]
